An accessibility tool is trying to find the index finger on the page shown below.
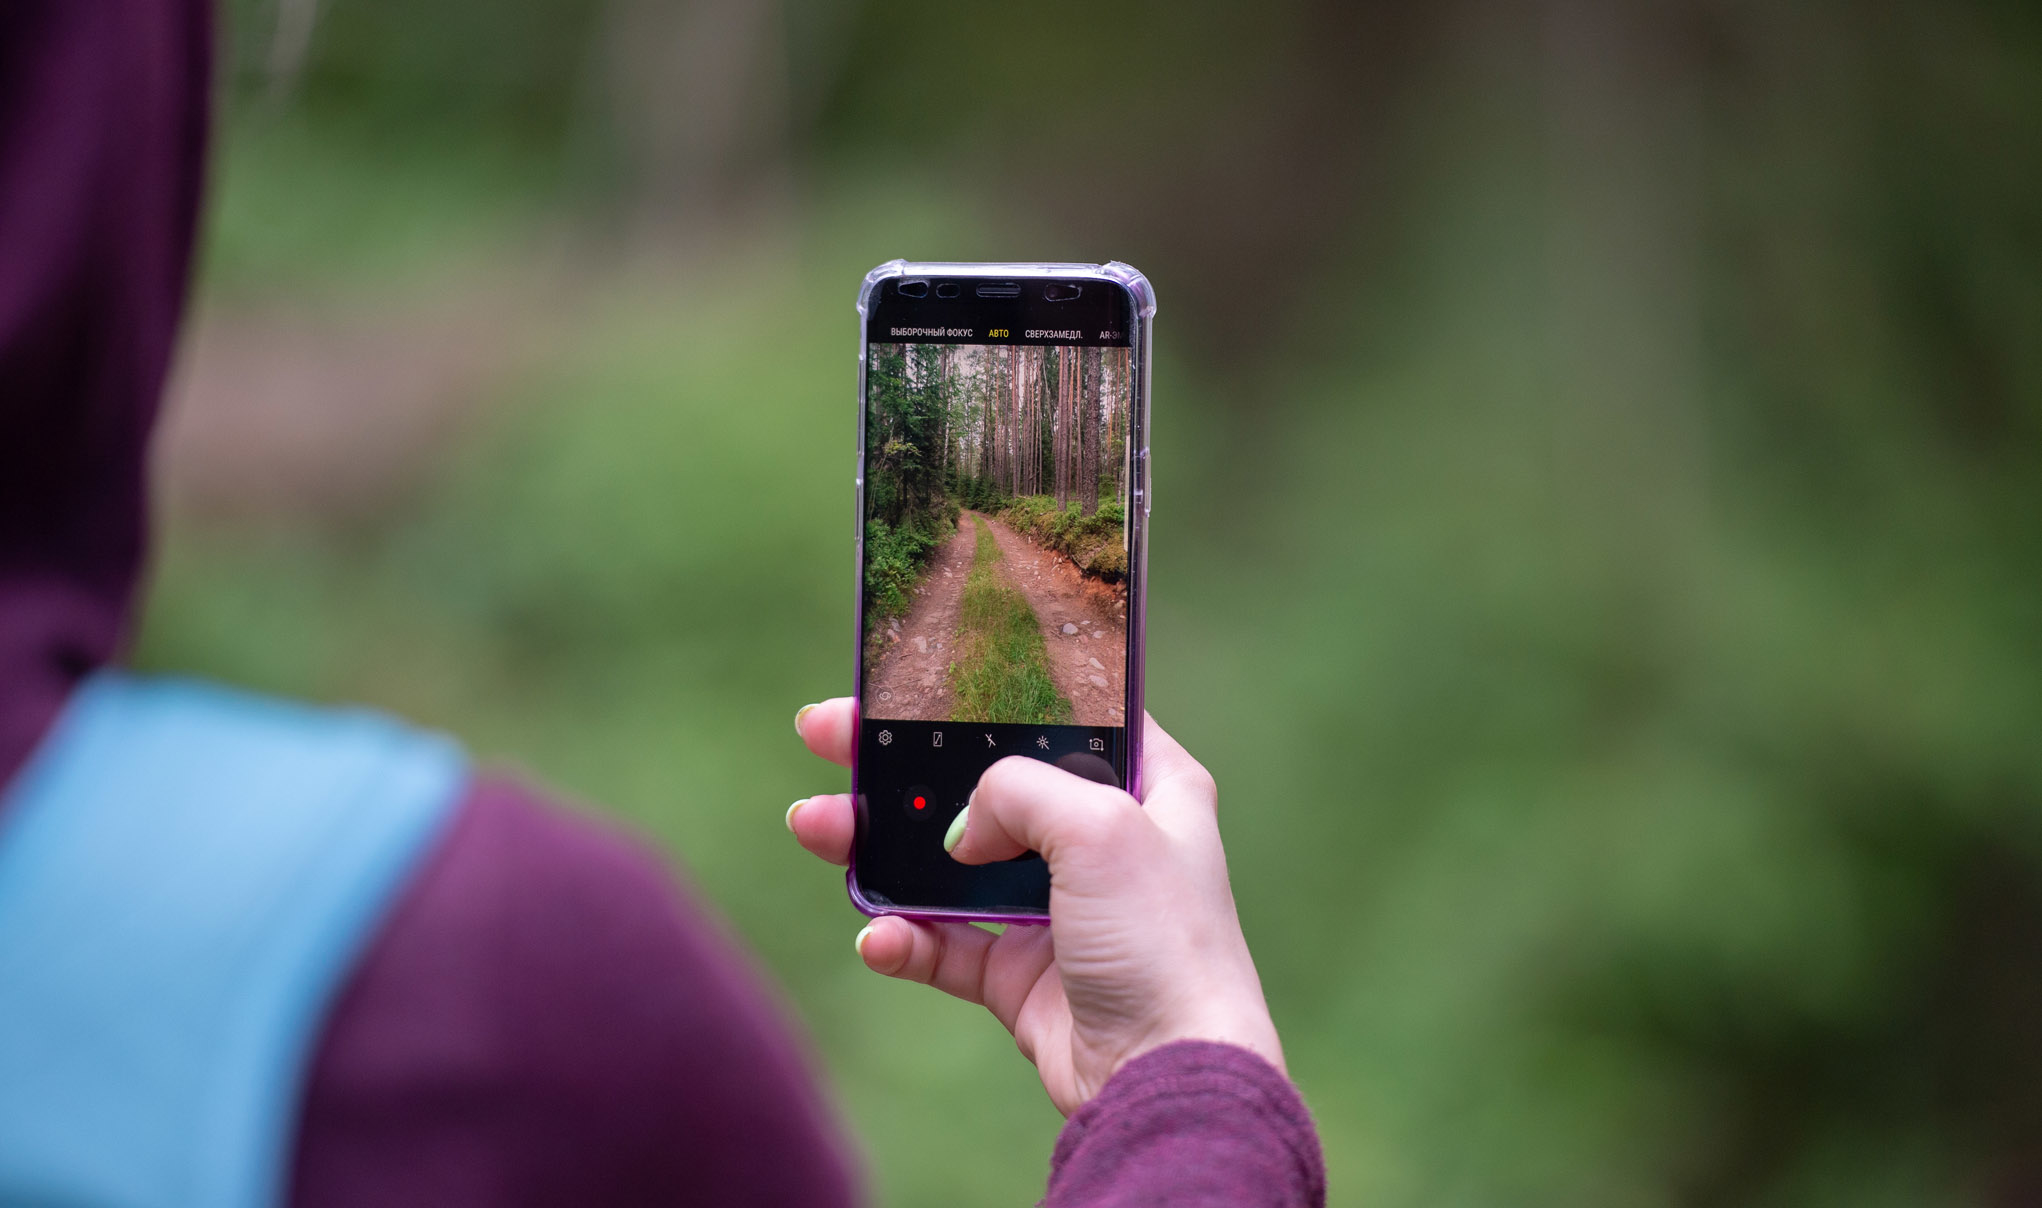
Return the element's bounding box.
[795,697,856,767]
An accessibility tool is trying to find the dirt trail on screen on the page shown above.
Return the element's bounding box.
[976,512,1128,727]
[864,517,977,720]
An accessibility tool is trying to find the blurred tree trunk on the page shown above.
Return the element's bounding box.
[600,0,792,238]
[1536,0,1708,619]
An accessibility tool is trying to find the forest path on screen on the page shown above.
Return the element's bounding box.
[973,513,1126,727]
[866,511,1126,726]
[865,515,976,719]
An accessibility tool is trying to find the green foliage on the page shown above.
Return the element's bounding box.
[996,496,1129,581]
[220,0,604,149]
[860,343,963,637]
[861,344,965,640]
[954,474,1010,512]
[948,518,1071,725]
[1086,543,1128,579]
[865,343,951,530]
[863,516,940,620]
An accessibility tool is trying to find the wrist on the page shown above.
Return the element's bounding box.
[1164,1009,1286,1077]
[1121,995,1285,1083]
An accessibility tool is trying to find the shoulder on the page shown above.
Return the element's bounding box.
[290,773,859,1207]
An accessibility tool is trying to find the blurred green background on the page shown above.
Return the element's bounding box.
[141,0,2042,1203]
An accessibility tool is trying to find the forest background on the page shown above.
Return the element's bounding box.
[149,1,2042,1204]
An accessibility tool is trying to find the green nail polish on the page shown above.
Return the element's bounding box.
[942,805,969,854]
[794,702,818,737]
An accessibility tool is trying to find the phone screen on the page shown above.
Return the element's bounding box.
[853,273,1142,915]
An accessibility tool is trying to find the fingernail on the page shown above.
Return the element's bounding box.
[853,923,874,958]
[794,702,819,737]
[942,805,970,854]
[785,798,808,832]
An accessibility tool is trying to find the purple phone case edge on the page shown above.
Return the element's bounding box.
[844,260,1154,927]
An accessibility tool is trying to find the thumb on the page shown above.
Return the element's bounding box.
[947,755,1148,867]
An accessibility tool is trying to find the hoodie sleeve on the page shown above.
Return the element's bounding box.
[288,774,862,1208]
[1043,1041,1327,1208]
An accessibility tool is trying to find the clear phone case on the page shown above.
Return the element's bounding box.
[849,260,1155,923]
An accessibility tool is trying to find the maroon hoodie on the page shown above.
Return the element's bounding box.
[0,2,1325,1204]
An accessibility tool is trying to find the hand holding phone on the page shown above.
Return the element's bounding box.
[791,699,1284,1117]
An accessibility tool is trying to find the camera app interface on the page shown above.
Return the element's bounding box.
[857,278,1136,910]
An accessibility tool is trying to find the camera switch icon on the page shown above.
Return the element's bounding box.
[1089,738,1105,752]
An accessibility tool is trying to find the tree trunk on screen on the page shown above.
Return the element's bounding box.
[1007,344,1022,496]
[1027,347,1039,497]
[1021,346,1035,496]
[1054,345,1074,508]
[984,349,997,490]
[1106,346,1131,503]
[1039,347,1053,498]
[1079,346,1100,515]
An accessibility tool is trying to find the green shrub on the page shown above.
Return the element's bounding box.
[864,517,938,619]
[1084,543,1128,578]
[954,475,1011,512]
[993,495,1129,582]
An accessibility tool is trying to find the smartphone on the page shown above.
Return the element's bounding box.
[849,261,1154,922]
